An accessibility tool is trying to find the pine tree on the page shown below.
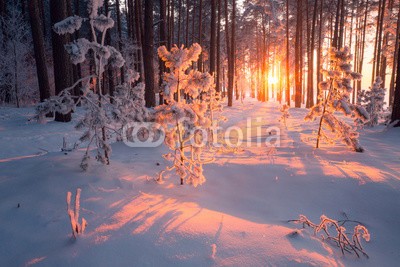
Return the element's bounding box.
[358,77,386,127]
[155,44,214,186]
[305,47,369,152]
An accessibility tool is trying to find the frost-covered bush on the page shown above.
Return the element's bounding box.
[357,77,386,127]
[67,188,87,238]
[0,4,37,106]
[36,0,148,170]
[291,214,370,258]
[155,44,214,187]
[111,70,149,128]
[305,47,369,152]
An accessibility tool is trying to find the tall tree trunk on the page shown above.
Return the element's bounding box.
[191,0,196,46]
[135,0,144,78]
[185,0,189,46]
[38,0,46,37]
[28,0,51,102]
[177,0,182,45]
[338,0,345,49]
[316,0,324,103]
[391,32,400,126]
[104,0,115,97]
[227,0,235,107]
[209,0,216,76]
[332,0,341,48]
[261,18,267,102]
[115,0,124,84]
[294,0,303,108]
[159,0,167,105]
[224,0,230,97]
[197,0,203,71]
[142,0,156,107]
[307,0,318,108]
[50,0,72,122]
[216,0,221,93]
[375,0,386,83]
[389,4,400,105]
[357,0,369,93]
[286,0,290,106]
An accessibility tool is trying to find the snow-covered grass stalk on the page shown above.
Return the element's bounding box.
[66,188,87,238]
[155,44,214,187]
[357,76,387,127]
[305,47,369,152]
[291,214,370,258]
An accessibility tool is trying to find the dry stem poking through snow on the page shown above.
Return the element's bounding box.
[290,214,370,258]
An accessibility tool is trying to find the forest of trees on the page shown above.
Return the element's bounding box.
[0,0,399,125]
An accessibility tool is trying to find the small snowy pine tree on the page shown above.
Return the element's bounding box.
[36,0,148,170]
[305,47,369,152]
[357,76,386,127]
[155,44,214,187]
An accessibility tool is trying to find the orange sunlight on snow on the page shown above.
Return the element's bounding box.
[91,191,342,266]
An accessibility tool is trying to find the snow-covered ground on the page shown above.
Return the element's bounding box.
[1,99,399,266]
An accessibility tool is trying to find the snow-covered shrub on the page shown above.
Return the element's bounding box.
[155,44,214,187]
[67,188,87,238]
[204,87,225,146]
[111,70,149,129]
[291,214,370,258]
[357,77,386,127]
[36,0,148,170]
[0,4,37,106]
[305,47,369,152]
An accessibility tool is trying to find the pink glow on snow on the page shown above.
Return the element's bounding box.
[91,191,343,265]
[24,256,47,266]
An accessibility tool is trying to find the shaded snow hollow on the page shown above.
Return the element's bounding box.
[0,99,399,266]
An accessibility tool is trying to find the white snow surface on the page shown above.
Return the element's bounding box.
[0,99,400,266]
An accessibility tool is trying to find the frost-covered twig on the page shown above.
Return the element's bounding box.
[279,104,290,127]
[290,214,370,258]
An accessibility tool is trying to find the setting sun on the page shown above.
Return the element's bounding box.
[268,76,278,85]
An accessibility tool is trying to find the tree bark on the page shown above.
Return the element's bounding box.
[197,0,203,71]
[286,0,290,106]
[216,0,221,93]
[28,0,51,102]
[294,0,303,108]
[307,0,318,108]
[227,0,235,107]
[50,0,72,122]
[391,32,400,126]
[159,0,167,105]
[143,0,156,107]
[209,0,216,76]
